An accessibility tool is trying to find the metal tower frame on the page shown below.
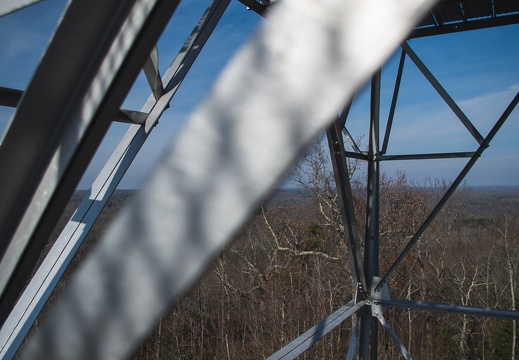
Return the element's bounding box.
[0,0,518,359]
[270,60,519,360]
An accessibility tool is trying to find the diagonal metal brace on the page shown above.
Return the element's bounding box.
[327,118,368,292]
[376,312,414,360]
[143,46,164,100]
[402,41,484,145]
[267,300,365,360]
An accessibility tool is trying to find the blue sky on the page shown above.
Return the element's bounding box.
[0,0,518,188]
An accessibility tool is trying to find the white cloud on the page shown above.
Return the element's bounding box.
[458,83,519,134]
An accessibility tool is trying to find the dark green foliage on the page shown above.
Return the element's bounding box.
[435,324,458,359]
[300,222,324,251]
[487,320,518,359]
[457,216,494,229]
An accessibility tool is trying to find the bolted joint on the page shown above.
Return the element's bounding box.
[371,276,391,316]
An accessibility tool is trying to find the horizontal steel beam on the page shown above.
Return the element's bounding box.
[0,87,23,107]
[344,151,369,160]
[237,0,270,16]
[379,152,475,161]
[410,13,519,38]
[115,110,149,124]
[380,298,519,320]
[0,88,148,124]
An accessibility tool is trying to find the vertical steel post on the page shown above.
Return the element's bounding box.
[358,309,372,359]
[366,70,381,290]
[359,70,381,359]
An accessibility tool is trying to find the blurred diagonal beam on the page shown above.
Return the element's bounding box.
[0,0,181,327]
[19,0,435,358]
[0,1,229,358]
[267,301,365,360]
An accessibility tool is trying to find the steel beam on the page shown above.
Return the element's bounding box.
[338,96,354,129]
[237,0,271,16]
[376,313,413,360]
[381,48,405,155]
[364,70,381,286]
[343,128,362,154]
[379,152,475,161]
[143,46,164,100]
[380,298,519,320]
[0,87,23,108]
[344,151,369,161]
[115,109,149,124]
[0,1,230,357]
[358,307,372,360]
[410,13,519,38]
[359,70,382,360]
[346,318,361,360]
[327,120,367,292]
[402,42,484,145]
